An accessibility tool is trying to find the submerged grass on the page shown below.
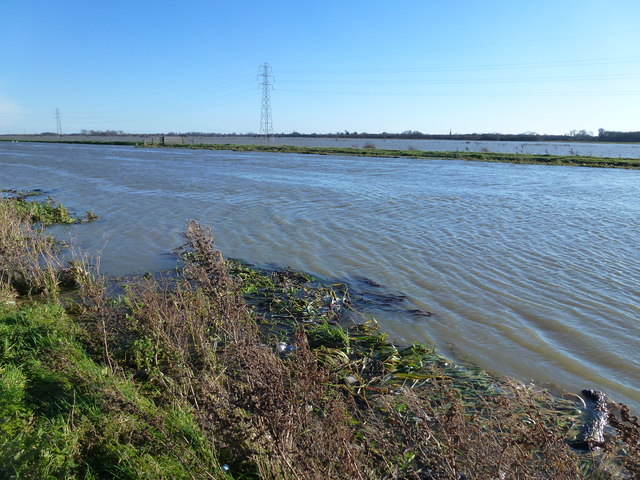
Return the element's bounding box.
[2,193,640,479]
[1,189,97,226]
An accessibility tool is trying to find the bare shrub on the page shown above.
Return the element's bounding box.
[210,330,364,479]
[181,220,258,343]
[177,221,364,478]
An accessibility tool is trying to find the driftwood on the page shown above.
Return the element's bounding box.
[573,389,609,451]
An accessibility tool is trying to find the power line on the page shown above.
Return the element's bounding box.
[278,55,640,76]
[273,30,640,69]
[276,88,640,97]
[258,63,273,140]
[60,72,257,126]
[277,72,640,87]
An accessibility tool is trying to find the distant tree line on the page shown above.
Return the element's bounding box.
[285,129,640,143]
[596,129,640,143]
[36,129,640,143]
[78,129,126,136]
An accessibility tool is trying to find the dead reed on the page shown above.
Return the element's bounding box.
[0,199,65,296]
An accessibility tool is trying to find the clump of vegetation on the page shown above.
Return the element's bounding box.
[0,195,93,296]
[2,194,640,479]
[0,198,63,295]
[1,189,97,226]
[10,196,77,225]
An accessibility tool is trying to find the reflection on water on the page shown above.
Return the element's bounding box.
[2,142,639,410]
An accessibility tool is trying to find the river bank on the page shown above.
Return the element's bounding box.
[155,142,640,169]
[1,192,639,479]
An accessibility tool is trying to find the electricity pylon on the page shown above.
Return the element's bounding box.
[258,63,273,141]
[55,108,63,136]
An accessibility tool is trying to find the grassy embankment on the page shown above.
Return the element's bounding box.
[2,137,639,168]
[2,191,640,479]
[152,143,640,169]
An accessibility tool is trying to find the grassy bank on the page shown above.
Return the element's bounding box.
[2,194,640,479]
[154,143,640,169]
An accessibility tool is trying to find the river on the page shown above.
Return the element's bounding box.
[2,141,639,411]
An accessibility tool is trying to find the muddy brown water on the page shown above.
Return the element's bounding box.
[2,141,639,410]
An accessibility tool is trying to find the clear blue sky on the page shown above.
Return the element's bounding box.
[1,0,639,135]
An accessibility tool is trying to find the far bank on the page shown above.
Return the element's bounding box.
[2,134,640,162]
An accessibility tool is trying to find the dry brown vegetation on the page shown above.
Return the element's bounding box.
[0,199,88,296]
[71,220,640,479]
[2,197,640,479]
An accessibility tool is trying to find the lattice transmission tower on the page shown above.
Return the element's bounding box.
[257,63,273,140]
[55,108,63,136]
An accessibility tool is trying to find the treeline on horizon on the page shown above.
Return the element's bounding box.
[32,128,640,143]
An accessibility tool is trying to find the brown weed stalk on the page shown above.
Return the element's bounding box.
[0,199,63,296]
[179,221,364,478]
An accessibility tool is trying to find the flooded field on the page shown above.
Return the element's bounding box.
[1,141,639,410]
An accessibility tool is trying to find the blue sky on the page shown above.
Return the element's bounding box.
[1,0,639,135]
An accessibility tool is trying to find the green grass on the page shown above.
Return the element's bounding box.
[0,301,225,479]
[1,190,97,226]
[155,143,640,169]
[307,321,350,350]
